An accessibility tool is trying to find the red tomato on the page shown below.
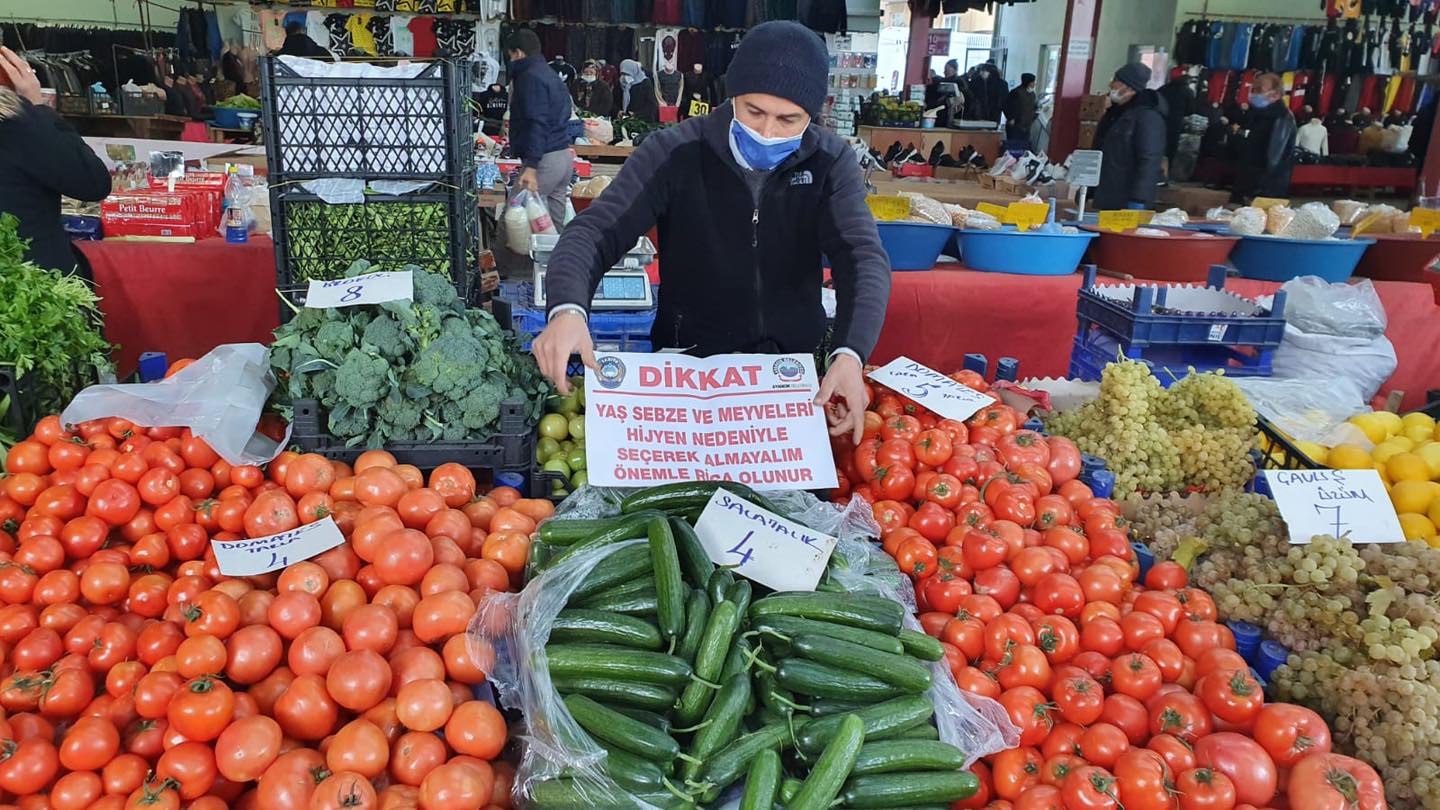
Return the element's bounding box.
[1078,722,1130,769]
[1149,691,1213,742]
[1192,732,1277,807]
[1176,767,1237,810]
[992,746,1043,800]
[1115,748,1177,810]
[1251,703,1332,768]
[998,686,1054,747]
[1053,674,1104,725]
[1197,668,1264,725]
[1111,652,1163,701]
[1286,753,1384,810]
[1062,765,1122,810]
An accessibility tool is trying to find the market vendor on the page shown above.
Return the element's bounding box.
[531,21,891,444]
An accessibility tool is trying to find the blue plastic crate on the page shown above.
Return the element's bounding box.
[1069,330,1273,385]
[508,293,655,352]
[1076,266,1287,349]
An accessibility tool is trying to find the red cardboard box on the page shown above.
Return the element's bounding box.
[101,192,209,240]
[149,172,227,232]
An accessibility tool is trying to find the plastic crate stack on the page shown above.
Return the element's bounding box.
[259,57,477,317]
[1070,265,1288,384]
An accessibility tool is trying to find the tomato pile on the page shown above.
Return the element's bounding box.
[829,374,1388,810]
[0,412,543,809]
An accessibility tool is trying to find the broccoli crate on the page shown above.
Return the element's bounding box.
[291,396,532,470]
[259,57,474,183]
[270,186,476,297]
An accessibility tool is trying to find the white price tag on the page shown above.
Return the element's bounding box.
[1067,150,1103,188]
[211,517,347,576]
[694,490,837,592]
[867,356,994,422]
[1207,324,1228,342]
[305,270,414,309]
[1263,470,1406,545]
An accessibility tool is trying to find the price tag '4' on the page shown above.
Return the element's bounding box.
[867,356,995,423]
[211,517,347,576]
[306,270,415,309]
[693,490,837,592]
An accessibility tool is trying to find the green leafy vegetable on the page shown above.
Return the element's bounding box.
[216,94,261,110]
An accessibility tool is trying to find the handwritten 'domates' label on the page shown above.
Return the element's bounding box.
[1263,469,1405,545]
[211,518,346,576]
[693,490,837,592]
[867,357,994,422]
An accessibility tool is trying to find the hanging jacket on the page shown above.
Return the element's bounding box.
[1092,89,1168,210]
[0,89,112,274]
[543,102,891,360]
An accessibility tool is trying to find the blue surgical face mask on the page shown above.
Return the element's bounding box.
[1251,94,1273,109]
[730,117,804,171]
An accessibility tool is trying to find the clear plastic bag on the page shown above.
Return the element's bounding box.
[1280,276,1387,338]
[1233,377,1374,448]
[61,343,290,466]
[469,486,1015,807]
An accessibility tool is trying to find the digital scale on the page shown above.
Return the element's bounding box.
[529,234,657,310]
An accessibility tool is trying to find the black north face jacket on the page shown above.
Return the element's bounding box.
[545,101,891,360]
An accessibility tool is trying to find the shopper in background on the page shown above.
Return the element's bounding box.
[572,60,613,117]
[532,21,891,445]
[505,29,575,233]
[1093,62,1166,211]
[277,21,330,58]
[616,58,659,122]
[1002,72,1037,144]
[1233,72,1296,202]
[0,47,111,277]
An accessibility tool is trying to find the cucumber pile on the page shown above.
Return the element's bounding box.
[524,482,980,809]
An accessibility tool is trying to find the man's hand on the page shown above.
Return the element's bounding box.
[815,353,870,445]
[532,310,596,395]
[517,167,539,194]
[0,47,44,105]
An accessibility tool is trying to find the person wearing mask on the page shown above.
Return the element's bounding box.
[531,21,891,445]
[277,21,331,58]
[506,29,575,233]
[1234,72,1297,201]
[1093,62,1167,211]
[933,60,967,127]
[616,59,659,121]
[572,61,613,117]
[0,48,112,275]
[1003,73,1037,144]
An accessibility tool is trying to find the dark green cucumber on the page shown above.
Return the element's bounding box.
[776,659,911,701]
[898,629,946,662]
[749,593,904,636]
[756,670,801,719]
[528,778,694,809]
[706,569,734,605]
[693,601,740,682]
[668,516,714,587]
[894,723,941,741]
[737,749,781,810]
[840,771,980,807]
[547,644,692,687]
[680,673,752,781]
[788,714,865,810]
[693,723,789,804]
[648,518,686,641]
[618,481,777,515]
[754,615,906,656]
[578,575,656,604]
[606,706,672,734]
[578,592,659,617]
[527,541,554,580]
[598,745,666,790]
[726,580,752,621]
[849,740,966,775]
[570,543,653,602]
[795,695,935,756]
[565,694,680,763]
[791,635,932,693]
[538,516,626,545]
[810,698,870,716]
[550,676,678,712]
[721,636,752,681]
[674,678,714,728]
[546,511,665,568]
[676,589,712,663]
[550,610,663,650]
[780,778,804,803]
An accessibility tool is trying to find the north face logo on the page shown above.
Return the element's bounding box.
[790,171,813,186]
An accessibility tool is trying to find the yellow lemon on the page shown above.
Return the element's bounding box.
[1405,425,1434,445]
[1348,413,1389,444]
[1389,453,1431,483]
[1400,513,1437,541]
[1372,442,1408,465]
[1391,480,1435,514]
[1386,435,1416,452]
[1376,462,1393,487]
[1428,535,1440,550]
[1427,496,1440,528]
[1416,443,1440,478]
[1328,444,1374,470]
[1376,410,1405,437]
[1293,440,1328,465]
[1402,411,1435,433]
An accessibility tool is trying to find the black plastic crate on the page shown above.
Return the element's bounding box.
[0,364,28,440]
[121,89,165,117]
[290,396,533,470]
[530,460,573,502]
[269,186,476,291]
[260,57,474,182]
[1256,416,1323,471]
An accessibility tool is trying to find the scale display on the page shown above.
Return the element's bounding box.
[531,269,654,310]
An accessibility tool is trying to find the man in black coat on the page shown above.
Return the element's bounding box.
[1003,73,1037,143]
[277,21,331,58]
[0,48,111,275]
[1094,62,1167,211]
[1234,72,1297,202]
[506,29,576,232]
[531,22,891,444]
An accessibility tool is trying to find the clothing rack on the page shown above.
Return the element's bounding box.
[1179,12,1326,24]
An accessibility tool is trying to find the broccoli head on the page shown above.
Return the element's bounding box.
[332,351,389,408]
[412,269,463,313]
[453,379,505,431]
[360,313,411,360]
[312,321,357,363]
[376,390,425,438]
[409,316,490,398]
[326,405,372,440]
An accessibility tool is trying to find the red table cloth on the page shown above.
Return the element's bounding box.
[79,237,281,376]
[871,267,1440,411]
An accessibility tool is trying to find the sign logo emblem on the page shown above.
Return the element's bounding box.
[596,356,626,389]
[772,357,805,384]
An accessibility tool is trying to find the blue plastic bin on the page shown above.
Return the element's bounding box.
[1069,330,1273,384]
[211,107,251,128]
[957,228,1098,275]
[877,222,956,271]
[1230,235,1375,283]
[1076,266,1287,349]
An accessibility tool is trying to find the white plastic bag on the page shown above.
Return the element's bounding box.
[522,190,558,236]
[503,194,533,252]
[1271,325,1396,407]
[62,344,290,466]
[1280,276,1388,338]
[1228,206,1266,235]
[1233,378,1374,448]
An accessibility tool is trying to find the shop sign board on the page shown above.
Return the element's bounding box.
[693,490,837,592]
[212,517,346,576]
[868,356,993,422]
[306,270,414,309]
[584,353,838,491]
[927,31,951,57]
[1067,38,1092,60]
[1263,469,1405,545]
[1067,150,1103,187]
